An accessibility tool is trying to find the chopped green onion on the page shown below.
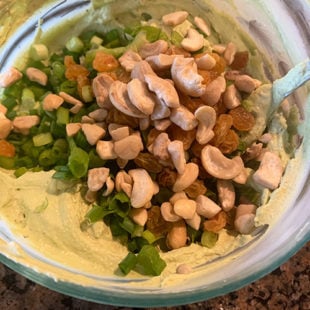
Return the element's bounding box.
[201,231,218,248]
[65,36,84,53]
[136,245,166,276]
[118,252,138,275]
[14,167,28,178]
[141,229,158,244]
[68,146,89,178]
[29,44,49,61]
[56,107,70,124]
[0,156,15,169]
[33,132,53,147]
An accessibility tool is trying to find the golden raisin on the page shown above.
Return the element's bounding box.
[229,106,255,131]
[179,93,204,114]
[134,152,163,174]
[146,206,171,236]
[210,114,233,147]
[167,124,196,151]
[218,129,239,154]
[146,128,162,147]
[203,211,227,233]
[213,98,228,116]
[184,179,207,199]
[191,141,206,158]
[157,168,177,188]
[211,52,227,75]
[230,51,249,70]
[106,108,139,128]
[76,75,90,98]
[166,45,191,57]
[198,69,219,86]
[65,64,89,81]
[0,140,16,158]
[92,51,119,72]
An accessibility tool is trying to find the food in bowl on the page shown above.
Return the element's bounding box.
[0,0,308,283]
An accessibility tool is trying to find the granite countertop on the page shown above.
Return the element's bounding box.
[0,241,309,310]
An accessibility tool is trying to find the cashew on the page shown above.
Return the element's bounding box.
[194,105,216,144]
[109,80,147,118]
[166,220,187,250]
[146,54,183,71]
[223,42,236,65]
[88,108,108,122]
[0,116,12,139]
[172,162,199,192]
[114,134,144,160]
[223,84,242,109]
[129,169,154,208]
[167,140,186,175]
[59,91,82,106]
[212,44,226,54]
[173,198,196,219]
[162,11,189,26]
[151,96,171,120]
[196,194,221,218]
[96,140,117,160]
[181,28,204,52]
[0,67,22,87]
[102,176,115,197]
[252,151,284,190]
[127,78,156,115]
[217,179,235,211]
[87,167,110,192]
[152,132,171,161]
[85,190,97,203]
[234,203,257,234]
[26,67,48,86]
[234,74,262,93]
[42,94,64,111]
[81,115,95,124]
[160,202,181,222]
[194,16,211,36]
[201,145,244,179]
[201,76,226,106]
[171,57,206,97]
[108,123,130,141]
[66,123,81,137]
[115,170,133,197]
[169,191,188,205]
[131,60,156,82]
[170,105,198,131]
[144,74,180,108]
[195,53,216,70]
[129,207,148,226]
[139,40,169,59]
[176,263,193,274]
[119,50,142,72]
[92,73,114,108]
[13,115,40,135]
[153,119,171,131]
[186,212,201,230]
[81,123,106,145]
[0,103,7,115]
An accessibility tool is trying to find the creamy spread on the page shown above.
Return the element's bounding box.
[0,0,309,289]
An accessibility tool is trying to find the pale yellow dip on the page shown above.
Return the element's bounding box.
[0,0,308,289]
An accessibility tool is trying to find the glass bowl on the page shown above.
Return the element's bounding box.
[0,0,309,307]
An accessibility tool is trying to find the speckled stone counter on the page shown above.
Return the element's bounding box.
[0,242,309,310]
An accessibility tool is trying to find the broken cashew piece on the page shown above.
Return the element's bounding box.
[114,134,144,160]
[170,105,198,131]
[194,16,211,36]
[196,194,221,218]
[166,220,187,250]
[201,76,226,106]
[167,140,186,175]
[161,202,181,222]
[201,145,244,179]
[87,167,110,192]
[173,198,197,220]
[162,11,189,26]
[217,179,235,211]
[194,105,216,144]
[139,40,169,59]
[234,203,257,234]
